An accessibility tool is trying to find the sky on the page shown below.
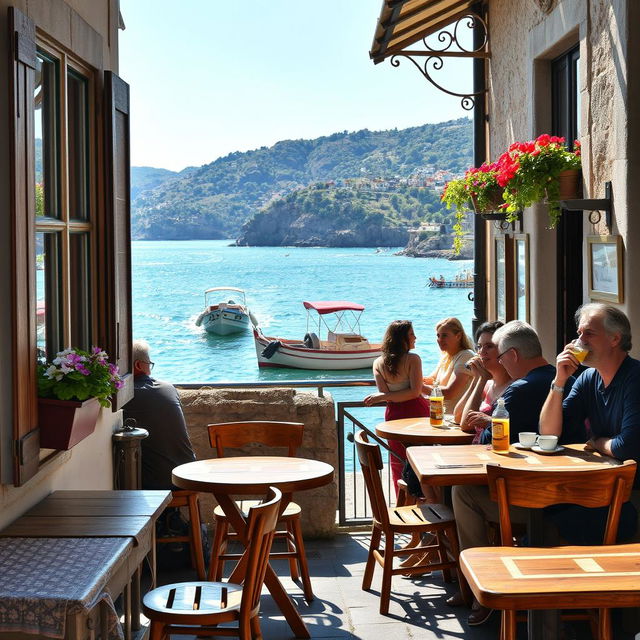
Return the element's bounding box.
[119,0,472,172]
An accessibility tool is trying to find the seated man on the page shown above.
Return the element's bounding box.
[450,321,576,625]
[123,339,196,490]
[539,302,640,544]
[477,320,575,444]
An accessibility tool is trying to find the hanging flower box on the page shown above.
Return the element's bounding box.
[36,346,124,449]
[556,168,582,200]
[38,396,101,450]
[470,186,505,214]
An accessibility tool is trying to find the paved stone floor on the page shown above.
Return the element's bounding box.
[149,531,638,640]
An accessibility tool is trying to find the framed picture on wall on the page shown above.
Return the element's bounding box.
[514,234,529,321]
[587,235,624,303]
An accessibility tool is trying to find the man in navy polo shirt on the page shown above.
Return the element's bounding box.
[540,303,640,543]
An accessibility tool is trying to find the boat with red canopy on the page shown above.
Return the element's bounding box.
[252,300,381,370]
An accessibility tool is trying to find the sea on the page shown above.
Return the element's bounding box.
[131,239,474,439]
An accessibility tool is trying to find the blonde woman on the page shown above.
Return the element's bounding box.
[423,317,475,413]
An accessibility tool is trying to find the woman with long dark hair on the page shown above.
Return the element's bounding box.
[364,320,429,494]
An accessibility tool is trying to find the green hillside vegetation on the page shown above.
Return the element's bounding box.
[131,118,472,241]
[238,183,453,247]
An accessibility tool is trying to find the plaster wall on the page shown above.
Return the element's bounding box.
[0,0,121,520]
[487,0,637,358]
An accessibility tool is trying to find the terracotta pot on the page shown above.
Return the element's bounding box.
[470,187,504,214]
[557,169,582,200]
[38,396,101,450]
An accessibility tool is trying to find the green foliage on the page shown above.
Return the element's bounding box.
[131,118,473,240]
[38,347,123,408]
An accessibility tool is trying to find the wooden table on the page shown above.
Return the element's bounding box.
[0,489,171,639]
[460,543,640,610]
[375,417,475,445]
[407,443,623,639]
[407,443,622,488]
[173,456,334,639]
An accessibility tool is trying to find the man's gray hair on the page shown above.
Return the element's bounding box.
[132,339,151,363]
[492,320,542,359]
[575,303,632,352]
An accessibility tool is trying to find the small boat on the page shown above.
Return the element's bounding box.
[427,268,474,289]
[252,300,381,370]
[195,287,250,335]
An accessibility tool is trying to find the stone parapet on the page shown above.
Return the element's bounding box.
[178,387,337,537]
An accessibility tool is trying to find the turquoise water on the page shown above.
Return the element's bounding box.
[132,240,474,390]
[132,240,474,471]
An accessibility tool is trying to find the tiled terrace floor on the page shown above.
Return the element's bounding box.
[148,530,636,640]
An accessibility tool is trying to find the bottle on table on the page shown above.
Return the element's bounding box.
[430,380,444,427]
[492,397,510,452]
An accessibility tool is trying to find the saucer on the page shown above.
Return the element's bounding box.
[531,444,564,454]
[514,442,535,450]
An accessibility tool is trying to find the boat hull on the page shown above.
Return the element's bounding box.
[253,328,380,370]
[198,308,250,335]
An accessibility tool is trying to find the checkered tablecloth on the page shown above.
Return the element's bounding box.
[0,537,131,639]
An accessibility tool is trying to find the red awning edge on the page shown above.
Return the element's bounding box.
[303,301,366,314]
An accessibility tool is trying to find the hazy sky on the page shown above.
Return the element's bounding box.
[119,0,471,172]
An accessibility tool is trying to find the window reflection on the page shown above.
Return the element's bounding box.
[36,232,62,358]
[70,233,91,349]
[34,52,59,219]
[67,70,89,220]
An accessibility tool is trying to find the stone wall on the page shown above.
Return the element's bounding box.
[179,387,338,537]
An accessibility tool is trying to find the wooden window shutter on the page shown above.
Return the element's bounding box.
[9,6,40,484]
[101,71,134,409]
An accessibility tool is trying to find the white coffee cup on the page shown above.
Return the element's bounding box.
[537,435,558,451]
[519,432,537,447]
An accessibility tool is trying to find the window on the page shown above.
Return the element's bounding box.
[35,46,94,358]
[9,7,133,485]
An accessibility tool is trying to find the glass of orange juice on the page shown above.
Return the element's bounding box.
[569,339,589,363]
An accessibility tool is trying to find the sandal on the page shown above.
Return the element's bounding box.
[446,591,465,607]
[468,604,494,626]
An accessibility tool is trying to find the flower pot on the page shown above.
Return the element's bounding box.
[470,187,504,214]
[557,169,582,200]
[38,397,101,450]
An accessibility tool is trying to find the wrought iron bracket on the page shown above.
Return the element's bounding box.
[389,12,490,111]
[560,181,612,230]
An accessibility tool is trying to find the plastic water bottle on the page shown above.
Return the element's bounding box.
[430,381,444,427]
[492,397,510,453]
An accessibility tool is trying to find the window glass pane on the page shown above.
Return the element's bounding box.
[516,240,527,320]
[36,232,63,359]
[67,69,89,221]
[34,52,60,219]
[70,233,91,349]
[574,55,581,140]
[495,239,506,320]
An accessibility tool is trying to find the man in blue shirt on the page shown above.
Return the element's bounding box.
[540,303,640,469]
[539,303,640,543]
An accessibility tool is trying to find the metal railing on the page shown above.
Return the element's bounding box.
[177,378,397,527]
[177,378,374,398]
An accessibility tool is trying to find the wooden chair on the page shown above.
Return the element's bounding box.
[354,430,467,614]
[143,486,281,640]
[207,421,314,602]
[460,460,637,640]
[156,490,206,580]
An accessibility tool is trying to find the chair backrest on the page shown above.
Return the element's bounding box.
[240,486,281,615]
[354,430,390,527]
[486,460,637,545]
[207,421,304,458]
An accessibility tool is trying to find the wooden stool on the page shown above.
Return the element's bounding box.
[156,490,206,580]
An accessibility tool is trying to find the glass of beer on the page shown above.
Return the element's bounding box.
[569,339,589,363]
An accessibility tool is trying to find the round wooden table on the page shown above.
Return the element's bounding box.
[375,417,475,445]
[173,456,334,639]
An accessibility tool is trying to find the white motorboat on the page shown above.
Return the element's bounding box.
[195,287,250,335]
[252,300,381,370]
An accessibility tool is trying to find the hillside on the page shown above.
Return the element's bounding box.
[131,118,472,241]
[237,182,453,248]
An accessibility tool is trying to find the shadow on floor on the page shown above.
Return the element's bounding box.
[143,531,638,640]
